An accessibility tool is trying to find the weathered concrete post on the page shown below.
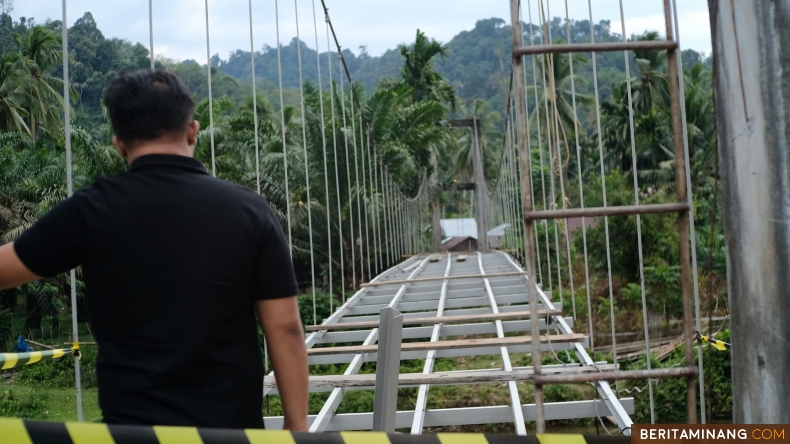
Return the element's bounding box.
[710,0,790,423]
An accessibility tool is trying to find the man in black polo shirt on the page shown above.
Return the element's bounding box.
[0,70,308,430]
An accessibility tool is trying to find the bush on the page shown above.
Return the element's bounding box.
[0,390,48,419]
[0,308,12,352]
[16,345,97,389]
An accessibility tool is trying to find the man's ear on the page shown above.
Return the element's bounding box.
[186,120,200,147]
[112,136,128,159]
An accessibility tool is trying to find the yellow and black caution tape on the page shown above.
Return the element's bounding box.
[0,342,80,371]
[0,418,631,444]
[696,331,730,351]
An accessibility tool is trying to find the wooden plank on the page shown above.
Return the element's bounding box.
[306,333,586,356]
[305,309,562,332]
[360,271,528,287]
[264,364,616,388]
[654,334,685,361]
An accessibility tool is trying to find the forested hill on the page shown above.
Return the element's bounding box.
[217,17,710,113]
[0,12,709,131]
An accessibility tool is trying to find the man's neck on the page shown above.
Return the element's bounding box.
[126,141,193,165]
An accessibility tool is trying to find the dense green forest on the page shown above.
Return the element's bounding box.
[0,10,730,425]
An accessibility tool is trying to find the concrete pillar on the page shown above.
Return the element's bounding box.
[710,0,790,423]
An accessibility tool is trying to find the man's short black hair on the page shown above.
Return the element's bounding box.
[104,69,196,145]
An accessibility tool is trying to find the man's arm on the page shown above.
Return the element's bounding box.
[0,243,41,290]
[256,296,308,431]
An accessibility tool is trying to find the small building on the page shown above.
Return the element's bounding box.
[439,218,510,251]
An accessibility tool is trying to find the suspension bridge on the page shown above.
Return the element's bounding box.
[1,0,789,440]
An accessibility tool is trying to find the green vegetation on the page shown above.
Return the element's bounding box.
[0,9,729,426]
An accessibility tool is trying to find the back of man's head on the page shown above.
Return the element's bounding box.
[104,70,196,148]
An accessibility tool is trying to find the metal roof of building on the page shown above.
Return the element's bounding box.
[440,218,477,239]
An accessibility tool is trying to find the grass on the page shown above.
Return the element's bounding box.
[0,382,102,422]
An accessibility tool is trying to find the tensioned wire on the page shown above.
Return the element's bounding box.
[535,0,563,306]
[563,0,594,353]
[618,0,654,417]
[61,0,84,423]
[148,0,154,70]
[672,0,707,422]
[516,2,540,282]
[292,0,318,325]
[203,0,216,177]
[545,0,578,323]
[347,79,365,282]
[540,0,568,312]
[366,130,378,274]
[274,0,293,251]
[370,132,382,274]
[359,112,371,280]
[248,0,267,381]
[337,58,357,291]
[526,0,553,296]
[311,0,334,313]
[324,8,346,303]
[587,0,619,390]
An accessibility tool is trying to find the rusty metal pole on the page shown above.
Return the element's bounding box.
[710,0,790,424]
[430,150,442,252]
[509,0,544,432]
[663,0,698,424]
[472,117,489,250]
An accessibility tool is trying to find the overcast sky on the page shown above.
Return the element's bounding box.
[13,0,711,62]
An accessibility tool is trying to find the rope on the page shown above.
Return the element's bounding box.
[293,0,318,325]
[311,0,333,313]
[587,0,619,394]
[324,10,345,303]
[203,0,216,177]
[618,0,655,420]
[61,0,84,422]
[274,0,293,251]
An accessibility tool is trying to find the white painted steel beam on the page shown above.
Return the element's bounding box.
[264,398,635,431]
[477,252,526,435]
[309,256,432,433]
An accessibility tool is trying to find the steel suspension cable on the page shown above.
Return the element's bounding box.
[61,0,83,422]
[348,80,365,282]
[672,0,706,421]
[542,0,567,311]
[274,0,293,250]
[359,112,371,280]
[311,0,333,313]
[203,0,216,177]
[293,0,318,325]
[371,133,382,274]
[518,3,541,275]
[564,0,594,352]
[587,0,619,386]
[338,63,357,290]
[370,130,381,276]
[249,0,261,196]
[324,11,346,302]
[618,0,654,419]
[527,0,553,295]
[148,0,154,70]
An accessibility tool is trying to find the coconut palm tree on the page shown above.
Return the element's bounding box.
[15,26,71,140]
[0,53,30,135]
